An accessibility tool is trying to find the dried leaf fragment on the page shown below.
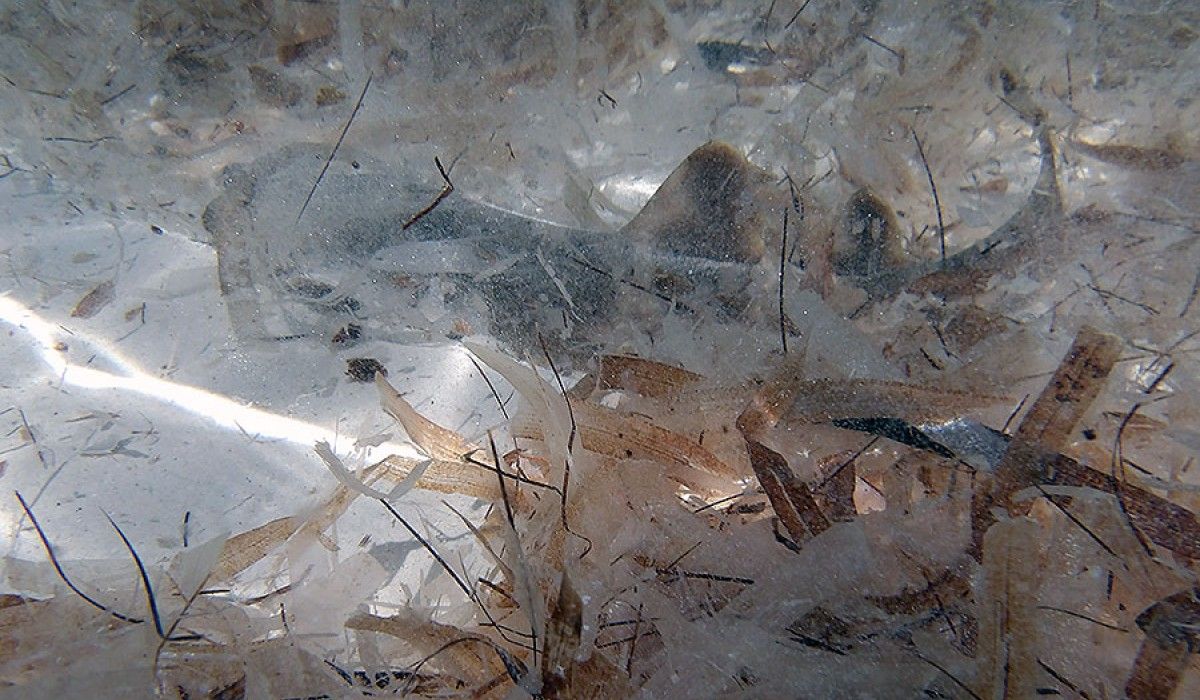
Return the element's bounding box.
[514,401,740,482]
[745,439,830,544]
[1045,454,1200,563]
[1009,327,1121,451]
[1071,139,1187,172]
[346,611,497,685]
[376,373,472,461]
[786,378,1009,425]
[211,516,297,582]
[1126,588,1200,699]
[596,354,704,399]
[974,327,1122,556]
[70,280,115,318]
[542,572,583,698]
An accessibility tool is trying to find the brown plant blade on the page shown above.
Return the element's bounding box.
[377,372,473,462]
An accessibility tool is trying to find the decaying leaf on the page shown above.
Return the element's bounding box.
[513,400,741,484]
[976,517,1044,698]
[70,280,115,318]
[745,439,830,543]
[377,373,474,461]
[346,611,500,685]
[542,572,583,698]
[595,354,704,399]
[211,516,298,583]
[1126,588,1200,699]
[974,327,1122,554]
[1071,139,1188,172]
[784,378,1009,425]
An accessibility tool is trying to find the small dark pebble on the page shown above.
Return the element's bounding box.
[346,357,386,382]
[332,323,362,344]
[290,278,334,299]
[999,67,1018,95]
[332,296,362,314]
[151,224,164,235]
[1082,428,1097,440]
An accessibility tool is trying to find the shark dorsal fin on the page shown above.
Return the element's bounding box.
[622,141,771,263]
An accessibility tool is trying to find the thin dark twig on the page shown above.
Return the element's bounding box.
[402,636,526,694]
[818,437,879,489]
[781,169,804,215]
[779,207,789,355]
[912,128,946,266]
[763,35,779,58]
[42,136,115,144]
[443,499,509,584]
[663,542,703,571]
[1112,402,1156,558]
[17,408,48,469]
[100,83,136,106]
[158,604,205,643]
[378,498,521,647]
[1144,361,1174,394]
[14,492,142,624]
[627,599,644,676]
[933,590,959,642]
[1064,53,1074,108]
[1087,284,1159,315]
[862,34,901,61]
[1167,327,1200,353]
[1035,605,1127,632]
[486,432,539,664]
[102,510,165,638]
[1037,487,1121,561]
[914,651,983,700]
[297,72,372,224]
[784,0,813,30]
[930,322,958,361]
[153,575,212,677]
[693,492,742,513]
[537,334,593,558]
[463,450,562,494]
[324,659,354,686]
[537,334,577,453]
[564,253,684,308]
[1002,394,1030,434]
[658,569,755,585]
[597,629,660,649]
[469,356,509,420]
[890,552,960,643]
[600,617,663,629]
[402,156,455,230]
[763,0,778,30]
[1037,658,1085,697]
[479,622,538,645]
[479,577,518,605]
[380,500,476,603]
[488,436,518,531]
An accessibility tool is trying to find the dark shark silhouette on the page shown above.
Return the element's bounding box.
[205,142,778,363]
